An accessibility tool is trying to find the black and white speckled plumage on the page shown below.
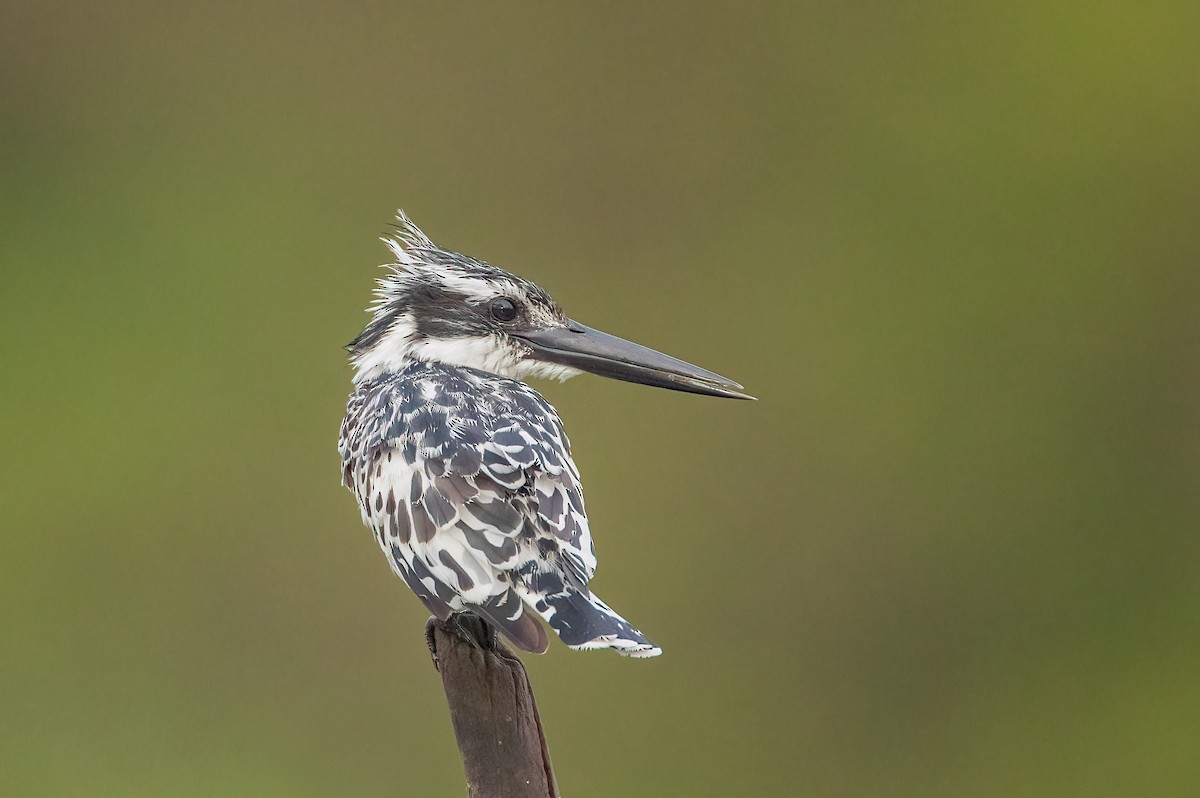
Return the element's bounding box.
[339,215,661,657]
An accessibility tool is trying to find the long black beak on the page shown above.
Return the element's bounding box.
[515,321,754,400]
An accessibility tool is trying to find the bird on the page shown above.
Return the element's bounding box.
[338,212,752,658]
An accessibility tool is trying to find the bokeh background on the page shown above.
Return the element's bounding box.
[2,3,1198,796]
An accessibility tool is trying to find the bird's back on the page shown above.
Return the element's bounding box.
[339,360,661,657]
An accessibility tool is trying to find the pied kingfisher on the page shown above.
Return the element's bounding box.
[339,213,751,657]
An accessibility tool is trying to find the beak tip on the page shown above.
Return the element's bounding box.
[711,377,754,401]
[691,379,754,400]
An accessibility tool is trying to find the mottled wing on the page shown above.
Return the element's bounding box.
[342,369,595,653]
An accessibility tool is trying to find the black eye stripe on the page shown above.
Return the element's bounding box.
[490,297,519,322]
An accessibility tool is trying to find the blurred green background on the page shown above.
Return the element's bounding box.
[2,2,1197,796]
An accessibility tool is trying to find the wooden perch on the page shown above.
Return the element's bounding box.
[427,615,560,798]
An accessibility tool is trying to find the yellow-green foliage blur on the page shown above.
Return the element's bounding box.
[2,3,1197,796]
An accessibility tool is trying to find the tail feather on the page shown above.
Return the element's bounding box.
[518,581,662,658]
[469,588,550,654]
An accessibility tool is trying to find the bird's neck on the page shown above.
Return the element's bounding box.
[352,331,525,385]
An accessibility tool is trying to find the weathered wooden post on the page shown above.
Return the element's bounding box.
[427,615,560,798]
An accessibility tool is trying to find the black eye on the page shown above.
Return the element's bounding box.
[489,297,519,322]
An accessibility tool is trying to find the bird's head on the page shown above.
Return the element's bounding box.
[348,212,752,399]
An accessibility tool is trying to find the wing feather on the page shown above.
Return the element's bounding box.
[339,363,596,653]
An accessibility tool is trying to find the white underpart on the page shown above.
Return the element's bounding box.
[517,359,583,382]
